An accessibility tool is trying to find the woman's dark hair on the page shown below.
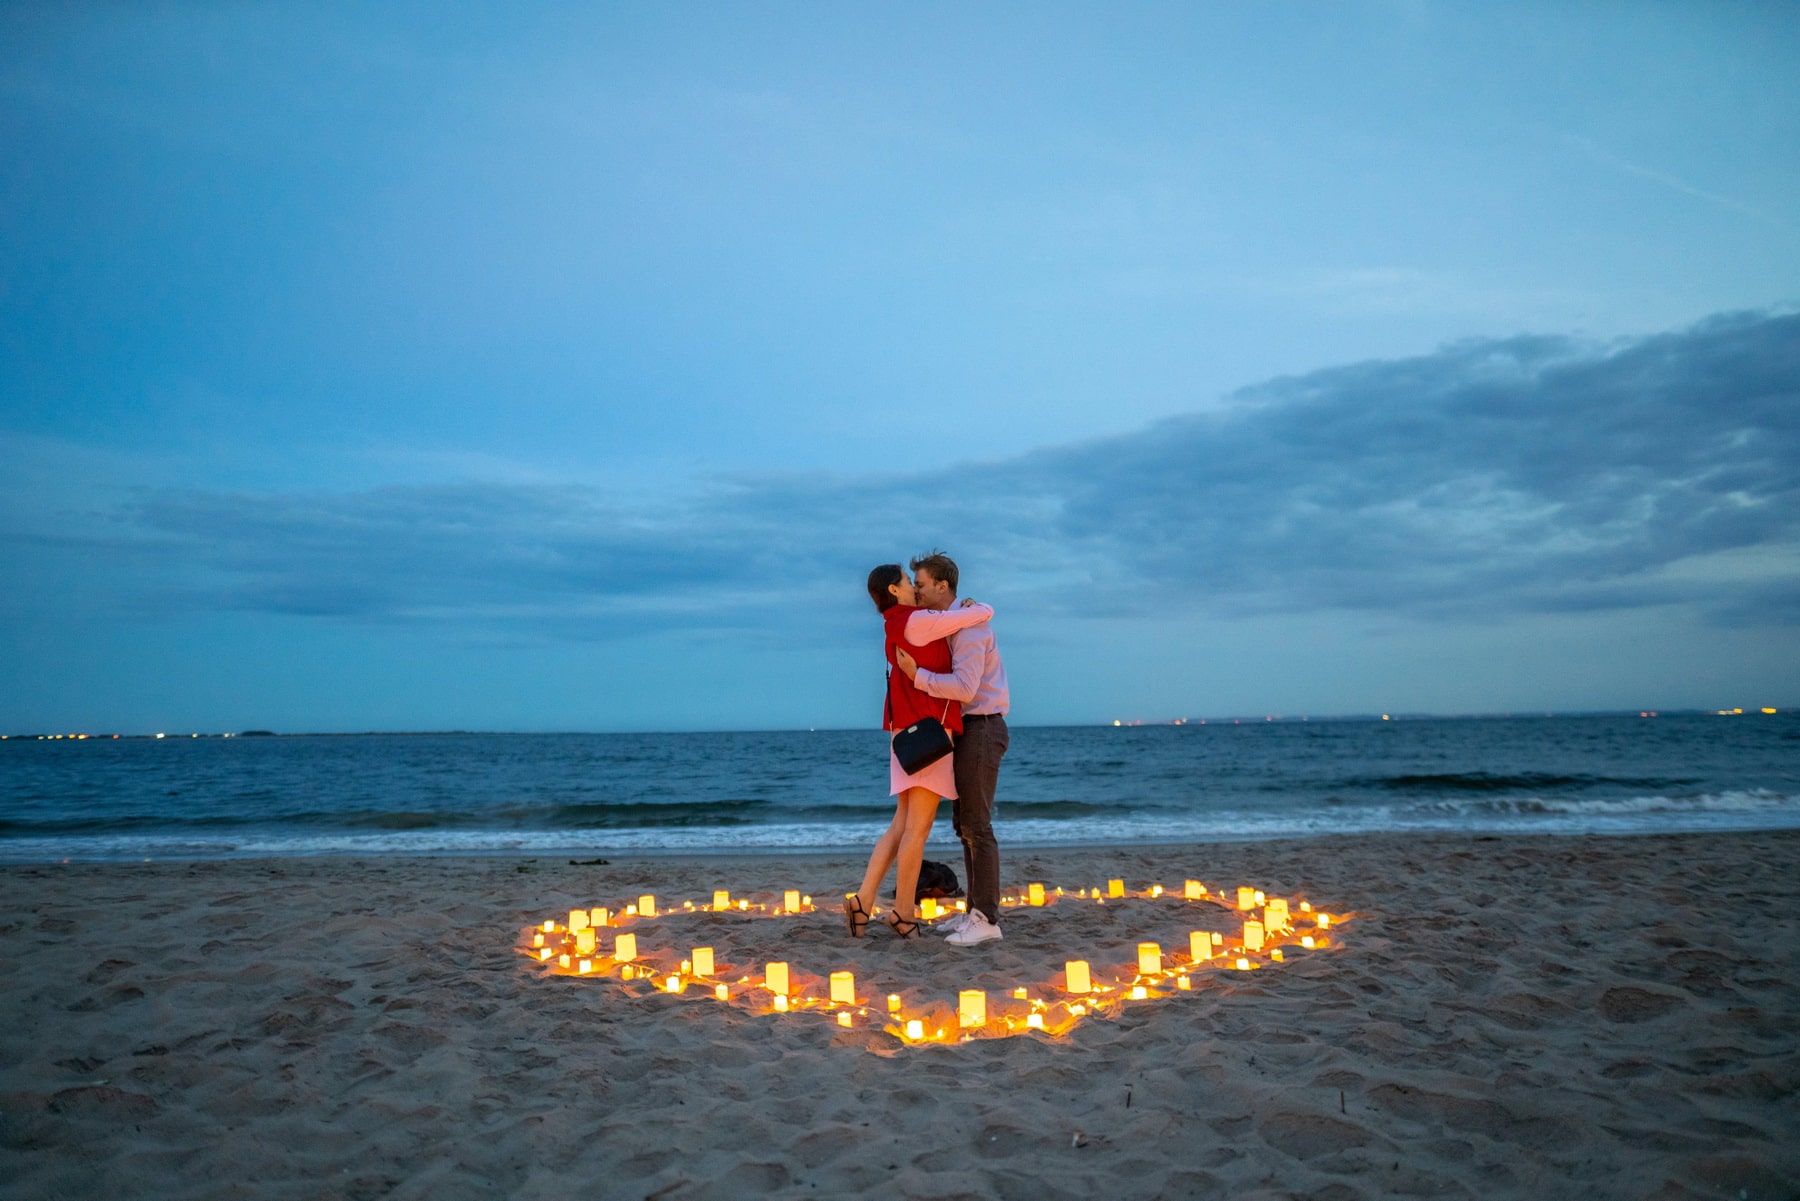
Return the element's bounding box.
[867,564,904,611]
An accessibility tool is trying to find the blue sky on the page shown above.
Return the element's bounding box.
[3,3,1797,732]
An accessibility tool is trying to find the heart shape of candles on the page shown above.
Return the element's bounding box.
[519,880,1349,1045]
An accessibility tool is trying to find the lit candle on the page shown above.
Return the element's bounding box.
[1190,931,1213,961]
[1212,931,1224,946]
[542,920,555,933]
[692,947,715,977]
[1237,887,1255,910]
[1317,913,1331,929]
[620,965,635,979]
[1265,898,1289,930]
[784,889,801,912]
[1065,960,1092,993]
[538,947,553,961]
[837,1012,853,1028]
[1026,1013,1044,1030]
[830,971,855,1005]
[532,932,545,948]
[1129,985,1148,1000]
[1027,883,1045,907]
[638,895,656,919]
[1299,901,1312,913]
[558,953,571,969]
[715,983,729,1001]
[905,1019,924,1039]
[578,959,593,974]
[1184,879,1204,900]
[1301,935,1316,949]
[1272,949,1284,961]
[575,929,596,955]
[773,994,789,1012]
[1244,920,1265,951]
[713,890,730,910]
[613,933,637,962]
[569,909,589,932]
[1138,942,1162,974]
[1236,957,1251,971]
[1012,987,1028,1000]
[590,907,609,927]
[887,993,902,1013]
[920,897,940,920]
[1254,890,1266,906]
[765,962,789,996]
[1177,975,1191,990]
[959,990,987,1028]
[665,976,683,993]
[1069,1004,1086,1017]
[1150,885,1164,898]
[1107,879,1125,898]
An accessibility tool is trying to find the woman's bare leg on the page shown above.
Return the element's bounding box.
[890,786,941,923]
[855,803,908,915]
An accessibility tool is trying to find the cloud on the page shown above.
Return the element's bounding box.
[14,309,1799,635]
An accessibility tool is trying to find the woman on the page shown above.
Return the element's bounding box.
[845,564,995,939]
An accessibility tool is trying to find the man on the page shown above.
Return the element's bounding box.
[893,550,1009,947]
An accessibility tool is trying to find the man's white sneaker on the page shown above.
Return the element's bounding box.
[938,911,970,937]
[946,910,1002,946]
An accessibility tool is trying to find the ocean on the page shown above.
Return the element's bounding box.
[2,714,1796,862]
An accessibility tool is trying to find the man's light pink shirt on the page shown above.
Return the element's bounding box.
[907,605,1010,716]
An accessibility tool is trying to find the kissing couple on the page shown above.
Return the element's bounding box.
[843,551,1011,947]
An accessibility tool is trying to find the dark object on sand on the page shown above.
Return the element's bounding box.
[913,859,962,901]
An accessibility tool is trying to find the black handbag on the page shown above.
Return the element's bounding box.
[887,671,955,774]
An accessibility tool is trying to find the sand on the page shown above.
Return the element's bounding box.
[2,831,1797,1200]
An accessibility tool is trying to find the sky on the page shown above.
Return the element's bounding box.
[2,3,1797,732]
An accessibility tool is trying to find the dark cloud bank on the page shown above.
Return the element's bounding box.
[110,309,1800,634]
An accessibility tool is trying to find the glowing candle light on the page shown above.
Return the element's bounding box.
[1301,935,1316,949]
[575,929,596,955]
[837,1012,853,1028]
[1272,949,1284,961]
[542,920,556,933]
[1184,880,1204,900]
[773,994,789,1012]
[590,907,609,927]
[1265,898,1290,930]
[905,1019,924,1040]
[569,909,589,932]
[558,954,572,969]
[959,990,987,1028]
[887,994,902,1013]
[765,962,789,996]
[613,933,637,962]
[1317,913,1331,929]
[1212,932,1224,946]
[1108,879,1125,898]
[1138,942,1162,974]
[1254,890,1266,906]
[1070,1004,1087,1017]
[638,895,657,918]
[532,933,545,948]
[621,965,635,979]
[1300,901,1313,913]
[692,947,715,977]
[1027,883,1045,907]
[1026,1013,1044,1030]
[784,890,801,912]
[624,905,637,917]
[1177,975,1191,990]
[538,948,553,961]
[665,976,684,994]
[803,895,812,908]
[1065,960,1092,993]
[1013,987,1029,1001]
[1129,985,1148,1000]
[713,890,730,910]
[1150,885,1164,898]
[920,898,940,920]
[1236,957,1251,971]
[578,959,592,974]
[715,984,729,1001]
[830,971,855,1005]
[1244,920,1265,951]
[1237,887,1255,910]
[1190,931,1213,962]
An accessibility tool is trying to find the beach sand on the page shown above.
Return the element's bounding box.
[3,831,1797,1200]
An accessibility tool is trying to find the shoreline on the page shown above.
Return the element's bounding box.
[4,829,1796,1198]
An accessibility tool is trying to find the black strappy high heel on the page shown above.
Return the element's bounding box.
[884,910,922,940]
[843,894,871,938]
